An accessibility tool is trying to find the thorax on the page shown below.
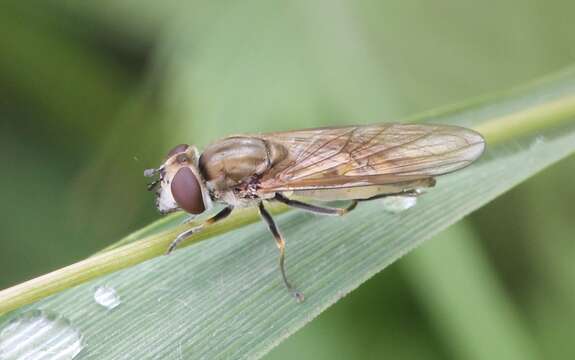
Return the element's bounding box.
[198,136,286,207]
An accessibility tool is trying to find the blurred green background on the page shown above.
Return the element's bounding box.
[1,0,574,358]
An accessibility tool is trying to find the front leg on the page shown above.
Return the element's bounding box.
[167,206,233,254]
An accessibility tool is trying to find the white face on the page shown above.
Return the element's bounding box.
[156,167,179,214]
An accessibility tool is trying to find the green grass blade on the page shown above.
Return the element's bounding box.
[403,222,539,360]
[1,67,575,358]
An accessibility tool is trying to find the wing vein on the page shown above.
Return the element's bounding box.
[281,127,358,176]
[256,124,484,192]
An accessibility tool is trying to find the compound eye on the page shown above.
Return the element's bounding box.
[166,144,190,159]
[171,167,206,214]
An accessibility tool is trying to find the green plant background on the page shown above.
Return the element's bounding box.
[1,1,574,359]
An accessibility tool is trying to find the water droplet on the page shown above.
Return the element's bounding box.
[530,135,546,149]
[0,310,83,360]
[94,285,121,310]
[381,196,418,213]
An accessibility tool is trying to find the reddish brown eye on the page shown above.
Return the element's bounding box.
[166,144,189,159]
[171,167,205,214]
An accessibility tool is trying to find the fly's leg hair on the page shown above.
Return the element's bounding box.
[167,206,233,255]
[273,193,357,216]
[258,202,305,303]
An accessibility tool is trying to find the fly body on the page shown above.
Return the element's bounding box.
[145,123,486,302]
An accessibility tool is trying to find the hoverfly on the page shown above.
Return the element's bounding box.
[145,123,485,302]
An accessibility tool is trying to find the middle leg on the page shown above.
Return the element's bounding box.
[258,201,304,302]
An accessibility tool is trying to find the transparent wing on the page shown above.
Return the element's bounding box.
[256,123,485,192]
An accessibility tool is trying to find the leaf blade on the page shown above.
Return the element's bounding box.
[1,68,575,359]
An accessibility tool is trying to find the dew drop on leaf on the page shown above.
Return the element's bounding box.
[380,196,418,213]
[94,285,121,310]
[0,310,83,360]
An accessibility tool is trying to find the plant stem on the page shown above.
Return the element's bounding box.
[0,204,288,315]
[476,95,575,144]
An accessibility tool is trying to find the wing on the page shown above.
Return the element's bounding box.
[255,123,485,192]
